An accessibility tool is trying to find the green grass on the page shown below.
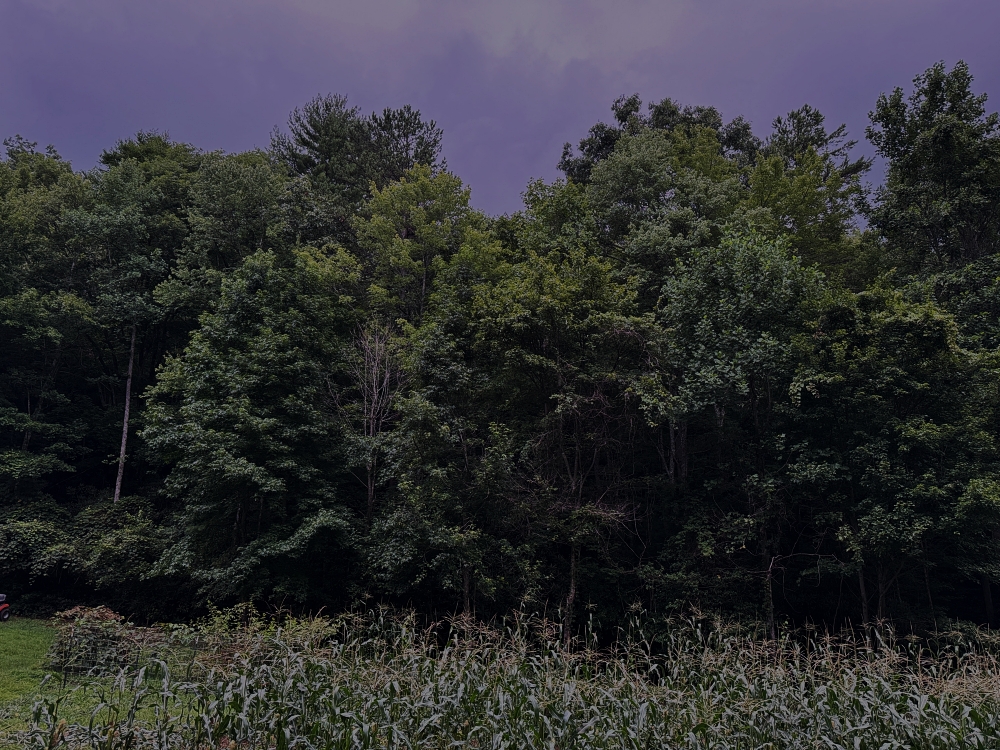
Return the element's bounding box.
[0,618,55,704]
[0,618,56,737]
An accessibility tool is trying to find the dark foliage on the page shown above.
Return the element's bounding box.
[2,62,1000,637]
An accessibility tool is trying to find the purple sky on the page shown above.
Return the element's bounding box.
[2,0,998,215]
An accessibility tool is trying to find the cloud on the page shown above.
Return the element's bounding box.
[277,0,691,67]
[2,0,998,214]
[278,0,946,73]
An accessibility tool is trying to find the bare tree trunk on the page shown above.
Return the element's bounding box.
[366,461,377,527]
[666,424,676,484]
[665,420,687,484]
[987,529,1000,628]
[113,323,136,504]
[564,543,579,648]
[983,574,995,628]
[462,565,472,615]
[766,559,777,641]
[924,565,937,630]
[677,420,688,482]
[877,564,887,621]
[858,566,870,629]
[22,345,64,451]
[343,322,404,527]
[22,390,32,450]
[714,403,725,465]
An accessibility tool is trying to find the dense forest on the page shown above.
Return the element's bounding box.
[3,60,1000,636]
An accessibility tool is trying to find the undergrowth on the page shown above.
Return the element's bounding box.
[13,608,1000,749]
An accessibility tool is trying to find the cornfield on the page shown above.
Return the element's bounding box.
[20,610,1000,749]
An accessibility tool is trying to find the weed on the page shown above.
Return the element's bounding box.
[15,612,1000,749]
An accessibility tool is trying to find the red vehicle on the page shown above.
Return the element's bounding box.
[0,594,9,622]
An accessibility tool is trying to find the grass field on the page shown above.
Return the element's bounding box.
[15,613,1000,749]
[0,617,55,731]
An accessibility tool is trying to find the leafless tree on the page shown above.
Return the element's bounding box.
[114,323,137,504]
[338,320,407,525]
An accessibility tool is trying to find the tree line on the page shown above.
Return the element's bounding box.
[3,62,1000,635]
